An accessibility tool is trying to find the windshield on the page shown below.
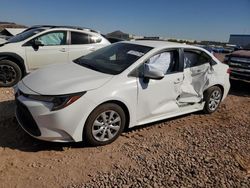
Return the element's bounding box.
[8,28,45,43]
[74,43,153,75]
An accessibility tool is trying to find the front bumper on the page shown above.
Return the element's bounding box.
[15,91,94,143]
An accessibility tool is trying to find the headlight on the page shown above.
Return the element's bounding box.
[27,91,86,111]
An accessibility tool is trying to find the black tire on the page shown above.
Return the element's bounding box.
[203,86,222,114]
[83,103,126,146]
[0,60,22,87]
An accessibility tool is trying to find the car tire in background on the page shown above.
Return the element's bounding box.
[83,103,126,146]
[203,86,222,114]
[0,60,22,87]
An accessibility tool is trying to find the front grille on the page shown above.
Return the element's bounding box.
[228,56,250,81]
[16,99,41,136]
[230,71,250,81]
[229,56,250,69]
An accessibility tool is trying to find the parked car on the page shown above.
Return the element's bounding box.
[0,25,111,87]
[15,41,230,146]
[224,50,250,81]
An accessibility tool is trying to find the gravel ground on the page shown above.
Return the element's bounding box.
[76,80,250,188]
[0,80,249,188]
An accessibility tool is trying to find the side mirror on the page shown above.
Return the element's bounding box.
[34,40,43,46]
[32,40,43,50]
[144,64,164,80]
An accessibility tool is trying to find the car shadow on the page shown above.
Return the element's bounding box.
[0,100,86,152]
[229,79,250,97]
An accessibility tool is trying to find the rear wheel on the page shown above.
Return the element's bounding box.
[83,103,126,146]
[0,60,22,87]
[203,86,222,114]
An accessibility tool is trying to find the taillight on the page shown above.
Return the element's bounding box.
[227,68,231,74]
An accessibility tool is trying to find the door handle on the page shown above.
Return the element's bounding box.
[59,48,67,52]
[174,78,183,84]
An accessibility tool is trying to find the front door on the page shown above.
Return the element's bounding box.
[136,50,184,123]
[25,31,69,71]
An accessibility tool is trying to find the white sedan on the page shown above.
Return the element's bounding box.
[15,41,230,146]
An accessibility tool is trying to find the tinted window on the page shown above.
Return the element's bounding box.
[71,32,89,44]
[36,31,66,46]
[184,50,211,68]
[74,43,152,75]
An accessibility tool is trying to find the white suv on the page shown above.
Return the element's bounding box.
[0,25,111,87]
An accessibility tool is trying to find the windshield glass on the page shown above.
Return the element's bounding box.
[8,28,45,43]
[74,43,153,75]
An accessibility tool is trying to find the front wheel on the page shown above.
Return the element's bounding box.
[83,103,126,146]
[0,60,22,87]
[203,86,222,114]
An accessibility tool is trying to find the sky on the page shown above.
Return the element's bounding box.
[0,0,250,42]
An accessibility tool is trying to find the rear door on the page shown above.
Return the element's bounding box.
[25,30,69,70]
[178,49,213,103]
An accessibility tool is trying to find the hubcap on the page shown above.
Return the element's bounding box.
[0,65,17,84]
[208,90,221,111]
[92,110,121,142]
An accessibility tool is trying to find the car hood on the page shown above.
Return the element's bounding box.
[21,63,113,95]
[0,39,7,44]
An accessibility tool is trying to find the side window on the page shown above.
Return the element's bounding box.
[198,52,211,66]
[36,31,66,46]
[89,35,102,43]
[71,32,89,44]
[146,50,179,75]
[184,50,211,68]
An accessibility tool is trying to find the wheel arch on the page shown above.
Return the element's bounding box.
[92,100,131,130]
[203,84,224,99]
[0,53,27,77]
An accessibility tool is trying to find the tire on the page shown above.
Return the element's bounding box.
[0,60,22,87]
[203,86,222,114]
[83,103,126,146]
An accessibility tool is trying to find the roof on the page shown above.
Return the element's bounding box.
[122,40,193,49]
[1,28,26,36]
[24,25,99,34]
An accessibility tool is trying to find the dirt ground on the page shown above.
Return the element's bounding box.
[0,69,250,187]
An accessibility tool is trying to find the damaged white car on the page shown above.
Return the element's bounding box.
[15,41,230,146]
